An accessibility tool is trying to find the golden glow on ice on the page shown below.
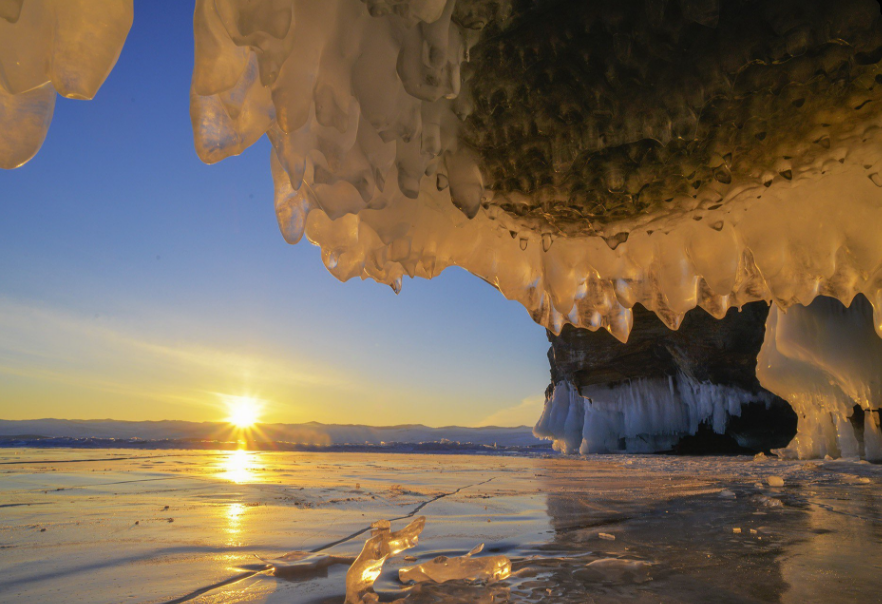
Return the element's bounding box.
[224,502,245,547]
[220,449,258,484]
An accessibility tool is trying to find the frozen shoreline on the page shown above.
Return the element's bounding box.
[0,436,554,456]
[1,448,880,603]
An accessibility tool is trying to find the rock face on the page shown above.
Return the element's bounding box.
[538,302,796,454]
[551,302,772,392]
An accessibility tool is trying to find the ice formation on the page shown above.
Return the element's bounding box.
[534,377,775,454]
[398,543,511,584]
[0,0,132,169]
[536,302,796,454]
[345,516,425,604]
[188,0,882,342]
[342,518,510,603]
[6,1,882,339]
[758,295,882,460]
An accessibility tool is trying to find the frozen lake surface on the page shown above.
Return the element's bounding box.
[1,448,880,603]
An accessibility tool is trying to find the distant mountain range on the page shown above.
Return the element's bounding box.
[0,419,543,447]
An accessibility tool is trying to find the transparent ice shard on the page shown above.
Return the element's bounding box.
[399,543,512,584]
[345,516,426,604]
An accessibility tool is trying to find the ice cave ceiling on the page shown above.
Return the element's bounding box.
[5,0,882,340]
[3,0,882,458]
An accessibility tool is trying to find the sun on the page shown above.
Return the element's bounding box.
[225,396,262,428]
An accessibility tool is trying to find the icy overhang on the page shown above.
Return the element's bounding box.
[4,0,882,342]
[194,0,882,340]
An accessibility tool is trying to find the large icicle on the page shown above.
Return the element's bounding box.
[758,295,882,461]
[0,0,133,169]
[533,378,774,454]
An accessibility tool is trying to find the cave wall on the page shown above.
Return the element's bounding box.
[550,302,772,393]
[539,302,796,454]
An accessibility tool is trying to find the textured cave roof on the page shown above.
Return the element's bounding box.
[461,0,882,240]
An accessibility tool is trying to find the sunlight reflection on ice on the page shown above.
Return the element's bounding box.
[225,502,245,547]
[219,450,260,484]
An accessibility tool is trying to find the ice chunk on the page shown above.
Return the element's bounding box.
[399,543,511,584]
[597,533,616,541]
[756,495,783,508]
[767,476,785,487]
[345,516,426,604]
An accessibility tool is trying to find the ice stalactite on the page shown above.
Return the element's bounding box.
[533,378,775,454]
[758,295,882,461]
[0,0,133,169]
[192,0,882,341]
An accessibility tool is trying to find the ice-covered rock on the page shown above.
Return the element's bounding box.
[5,1,882,343]
[184,0,882,342]
[534,377,779,454]
[758,295,882,461]
[537,302,796,454]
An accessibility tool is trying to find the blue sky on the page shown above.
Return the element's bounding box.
[0,0,549,426]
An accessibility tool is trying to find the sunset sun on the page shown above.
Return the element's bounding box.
[225,396,261,429]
